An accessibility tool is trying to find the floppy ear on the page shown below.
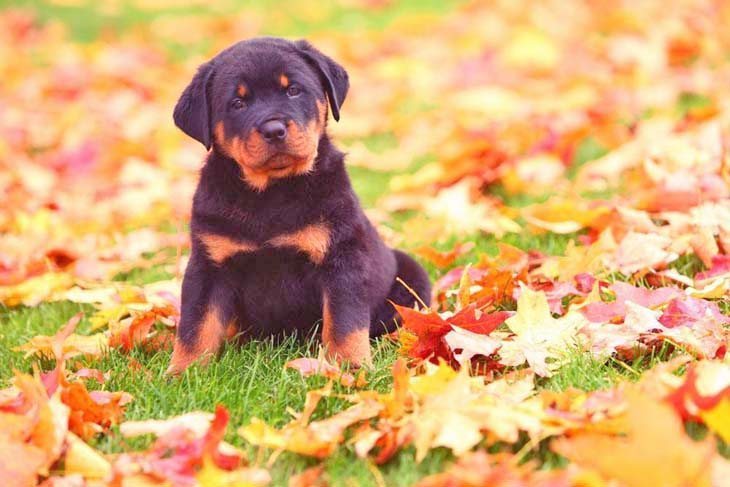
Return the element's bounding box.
[295,40,349,122]
[173,61,215,149]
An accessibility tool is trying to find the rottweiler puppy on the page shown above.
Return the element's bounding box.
[167,37,431,375]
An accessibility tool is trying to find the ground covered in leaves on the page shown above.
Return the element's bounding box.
[1,1,730,486]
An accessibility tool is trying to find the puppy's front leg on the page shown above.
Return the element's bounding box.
[166,251,236,375]
[321,286,372,368]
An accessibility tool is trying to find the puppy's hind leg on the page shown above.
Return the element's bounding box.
[371,249,432,336]
[166,253,237,376]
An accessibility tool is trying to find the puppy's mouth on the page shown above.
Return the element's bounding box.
[261,153,305,171]
[246,152,312,174]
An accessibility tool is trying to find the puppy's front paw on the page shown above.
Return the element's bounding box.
[165,338,214,377]
[324,327,372,369]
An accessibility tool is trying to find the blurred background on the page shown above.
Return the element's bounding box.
[2,0,730,302]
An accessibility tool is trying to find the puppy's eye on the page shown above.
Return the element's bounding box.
[230,98,245,110]
[286,85,301,97]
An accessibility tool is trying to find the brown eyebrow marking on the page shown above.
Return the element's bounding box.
[268,223,330,264]
[199,233,258,264]
[237,84,247,97]
[279,74,289,88]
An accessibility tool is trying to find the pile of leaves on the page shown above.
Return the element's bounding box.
[2,313,269,486]
[1,0,729,485]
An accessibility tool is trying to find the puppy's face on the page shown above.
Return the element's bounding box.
[211,44,327,189]
[174,38,349,191]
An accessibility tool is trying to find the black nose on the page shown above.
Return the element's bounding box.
[259,119,287,142]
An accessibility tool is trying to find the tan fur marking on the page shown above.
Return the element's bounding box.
[285,118,320,174]
[239,167,270,191]
[268,223,330,264]
[214,103,323,191]
[215,121,271,190]
[166,307,227,375]
[322,293,372,367]
[225,322,239,340]
[200,233,257,264]
[237,84,247,97]
[279,74,289,88]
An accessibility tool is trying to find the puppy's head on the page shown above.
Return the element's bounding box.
[174,38,349,191]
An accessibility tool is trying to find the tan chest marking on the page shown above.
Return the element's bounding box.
[200,233,258,264]
[268,223,331,265]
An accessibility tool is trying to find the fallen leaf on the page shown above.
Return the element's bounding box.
[64,432,112,480]
[553,388,717,487]
[582,281,681,323]
[285,356,357,387]
[15,313,108,360]
[611,232,679,274]
[443,325,501,366]
[500,286,586,376]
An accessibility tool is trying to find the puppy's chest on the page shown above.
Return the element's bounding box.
[195,205,333,267]
[193,178,352,267]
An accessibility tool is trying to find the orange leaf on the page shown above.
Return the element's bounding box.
[553,388,717,487]
[61,381,132,439]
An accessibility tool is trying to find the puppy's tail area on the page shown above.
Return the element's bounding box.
[371,249,432,336]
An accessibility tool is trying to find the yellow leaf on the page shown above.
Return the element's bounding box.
[15,331,108,360]
[65,432,111,479]
[196,457,270,487]
[699,397,730,444]
[522,198,611,234]
[0,272,74,307]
